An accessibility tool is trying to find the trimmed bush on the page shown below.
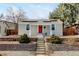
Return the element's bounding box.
[19,34,30,43]
[49,35,63,44]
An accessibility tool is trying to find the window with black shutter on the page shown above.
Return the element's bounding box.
[26,24,30,30]
[52,24,55,30]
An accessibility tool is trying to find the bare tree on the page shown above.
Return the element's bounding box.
[16,8,27,22]
[6,7,27,23]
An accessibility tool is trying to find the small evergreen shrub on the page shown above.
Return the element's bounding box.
[19,34,30,43]
[49,35,63,44]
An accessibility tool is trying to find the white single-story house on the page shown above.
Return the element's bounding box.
[18,19,63,37]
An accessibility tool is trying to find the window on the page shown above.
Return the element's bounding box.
[26,24,30,30]
[52,24,55,30]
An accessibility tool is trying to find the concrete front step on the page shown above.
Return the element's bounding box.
[37,46,45,48]
[37,40,44,41]
[37,44,44,45]
[37,49,45,51]
[38,39,44,40]
[37,39,44,40]
[37,42,44,44]
[37,47,45,49]
[37,44,45,46]
[37,46,45,47]
[37,45,45,47]
[36,53,45,55]
[36,53,46,55]
[36,51,45,54]
[37,41,44,42]
[37,48,45,50]
[37,43,45,45]
[37,40,44,42]
[37,42,44,43]
[36,54,46,56]
[38,38,43,39]
[37,41,44,43]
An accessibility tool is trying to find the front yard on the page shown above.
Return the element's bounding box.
[0,35,79,56]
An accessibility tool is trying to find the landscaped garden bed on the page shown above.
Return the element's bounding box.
[0,34,37,51]
[62,38,79,45]
[46,35,79,51]
[0,35,37,42]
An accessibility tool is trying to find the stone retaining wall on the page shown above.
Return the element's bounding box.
[0,43,37,51]
[51,44,79,51]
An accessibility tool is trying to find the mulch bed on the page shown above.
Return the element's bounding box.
[0,35,37,42]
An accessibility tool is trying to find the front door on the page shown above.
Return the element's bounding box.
[38,25,42,33]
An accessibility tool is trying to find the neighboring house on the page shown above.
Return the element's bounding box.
[0,20,6,36]
[75,20,79,35]
[76,25,79,35]
[0,20,18,36]
[63,26,77,35]
[18,19,63,37]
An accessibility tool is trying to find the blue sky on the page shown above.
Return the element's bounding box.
[0,3,59,19]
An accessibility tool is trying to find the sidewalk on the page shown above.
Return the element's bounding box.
[0,41,19,44]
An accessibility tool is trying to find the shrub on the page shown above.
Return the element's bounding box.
[19,34,30,43]
[49,35,63,44]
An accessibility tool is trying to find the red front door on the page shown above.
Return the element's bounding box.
[38,25,42,33]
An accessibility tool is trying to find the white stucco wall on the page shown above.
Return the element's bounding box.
[31,25,38,36]
[50,21,63,36]
[52,23,63,36]
[18,24,30,36]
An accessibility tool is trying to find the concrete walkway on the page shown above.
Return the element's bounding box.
[0,41,19,44]
[50,51,79,56]
[0,51,36,56]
